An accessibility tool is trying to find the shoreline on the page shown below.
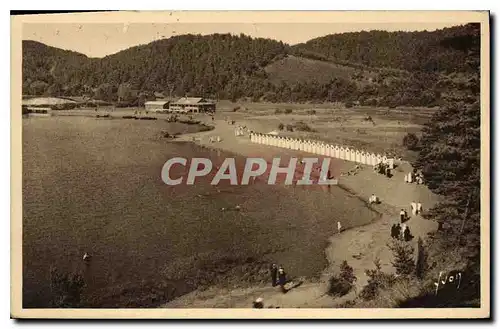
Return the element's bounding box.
[164,118,440,308]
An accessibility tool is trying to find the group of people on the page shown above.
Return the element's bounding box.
[374,162,392,178]
[270,263,288,294]
[234,125,247,137]
[399,201,423,222]
[405,170,424,184]
[208,136,222,143]
[411,201,423,216]
[391,223,413,241]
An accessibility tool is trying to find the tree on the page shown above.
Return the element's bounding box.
[388,240,415,276]
[339,260,356,285]
[117,83,133,102]
[415,237,428,279]
[402,133,420,150]
[94,83,116,101]
[29,80,49,95]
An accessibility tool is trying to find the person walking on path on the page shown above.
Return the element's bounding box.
[270,263,278,287]
[337,221,342,234]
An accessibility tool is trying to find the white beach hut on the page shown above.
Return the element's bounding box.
[339,147,346,160]
[360,151,367,165]
[334,146,340,159]
[355,150,361,163]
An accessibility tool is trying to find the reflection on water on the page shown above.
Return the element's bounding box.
[22,116,377,307]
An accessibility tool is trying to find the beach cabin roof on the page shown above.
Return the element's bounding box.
[172,97,214,105]
[22,97,76,106]
[144,100,170,106]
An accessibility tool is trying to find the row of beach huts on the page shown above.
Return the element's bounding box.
[249,132,396,168]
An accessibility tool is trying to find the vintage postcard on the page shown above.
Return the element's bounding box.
[11,11,490,319]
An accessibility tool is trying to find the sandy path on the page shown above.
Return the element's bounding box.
[165,119,439,308]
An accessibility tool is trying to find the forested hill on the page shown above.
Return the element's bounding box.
[22,24,480,106]
[292,23,480,73]
[22,40,94,96]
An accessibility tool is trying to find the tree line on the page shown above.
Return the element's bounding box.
[22,24,479,108]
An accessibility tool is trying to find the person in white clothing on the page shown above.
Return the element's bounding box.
[337,221,342,234]
[408,172,413,183]
[417,202,423,214]
[400,209,406,222]
[400,223,407,240]
[369,194,377,204]
[411,201,417,216]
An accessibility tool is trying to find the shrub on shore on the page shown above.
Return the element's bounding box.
[402,132,420,150]
[294,121,316,132]
[359,259,396,301]
[327,260,356,297]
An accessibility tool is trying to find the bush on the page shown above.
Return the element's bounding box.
[388,240,415,276]
[294,121,316,132]
[278,123,284,131]
[307,109,316,115]
[327,261,356,297]
[233,106,240,112]
[345,101,354,108]
[285,124,294,132]
[402,133,420,150]
[359,259,396,301]
[284,108,293,114]
[275,109,284,114]
[328,275,353,297]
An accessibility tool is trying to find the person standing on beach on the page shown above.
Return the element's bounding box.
[400,209,406,223]
[404,226,412,242]
[400,223,407,240]
[337,221,342,234]
[411,201,417,216]
[270,263,278,287]
[417,201,423,215]
[395,223,402,240]
[278,266,287,294]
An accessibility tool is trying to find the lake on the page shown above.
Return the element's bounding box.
[22,116,378,307]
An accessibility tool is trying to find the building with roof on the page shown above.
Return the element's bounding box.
[144,100,170,112]
[23,106,52,117]
[169,97,216,113]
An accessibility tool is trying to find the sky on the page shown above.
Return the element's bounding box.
[22,22,464,58]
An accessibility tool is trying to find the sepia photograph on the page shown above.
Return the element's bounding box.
[10,10,490,319]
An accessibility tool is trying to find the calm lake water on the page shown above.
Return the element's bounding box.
[22,116,378,307]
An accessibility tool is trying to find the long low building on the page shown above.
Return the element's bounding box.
[169,97,216,113]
